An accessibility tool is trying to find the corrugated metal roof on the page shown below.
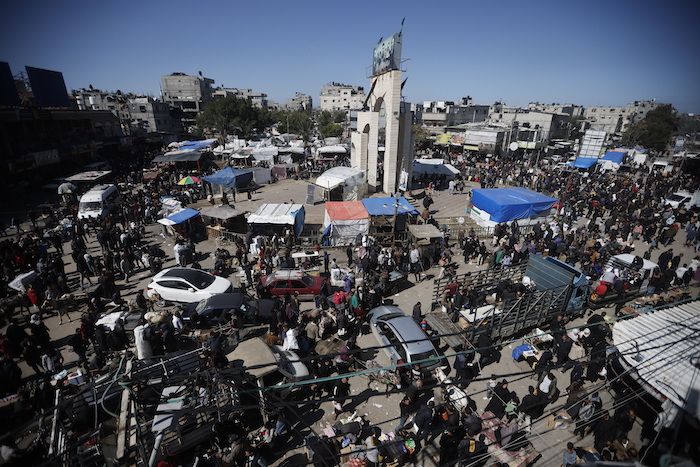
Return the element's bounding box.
[612,300,700,421]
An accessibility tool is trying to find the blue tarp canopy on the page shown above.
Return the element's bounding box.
[203,166,253,189]
[362,197,419,216]
[601,151,625,164]
[179,139,217,150]
[567,157,598,169]
[157,208,201,226]
[471,188,557,223]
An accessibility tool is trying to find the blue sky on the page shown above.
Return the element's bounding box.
[2,0,699,113]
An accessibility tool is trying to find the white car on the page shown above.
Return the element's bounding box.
[146,268,233,304]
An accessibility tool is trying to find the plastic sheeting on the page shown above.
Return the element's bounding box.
[315,167,366,201]
[566,157,598,169]
[249,167,272,185]
[322,201,370,246]
[412,160,460,177]
[471,188,557,224]
[362,197,419,216]
[202,167,253,188]
[247,204,305,237]
[157,208,201,226]
[152,150,204,162]
[601,151,625,164]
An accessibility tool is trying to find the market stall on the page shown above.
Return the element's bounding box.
[157,208,203,239]
[271,163,299,180]
[247,203,305,237]
[315,167,366,201]
[470,187,557,228]
[321,201,370,246]
[362,196,419,244]
[200,205,247,234]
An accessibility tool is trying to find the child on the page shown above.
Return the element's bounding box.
[484,374,497,400]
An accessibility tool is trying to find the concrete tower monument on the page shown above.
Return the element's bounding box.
[351,31,414,195]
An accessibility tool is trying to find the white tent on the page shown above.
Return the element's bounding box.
[315,167,366,201]
[317,145,348,155]
[322,201,370,246]
[412,159,460,178]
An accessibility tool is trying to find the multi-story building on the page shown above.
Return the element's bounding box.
[527,102,584,118]
[416,98,490,134]
[319,83,366,111]
[73,88,180,136]
[286,92,313,113]
[584,99,664,136]
[212,88,268,109]
[487,105,569,143]
[162,72,215,130]
[583,106,629,135]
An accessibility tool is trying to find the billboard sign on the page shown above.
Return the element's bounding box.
[372,33,402,76]
[26,66,70,108]
[0,62,20,107]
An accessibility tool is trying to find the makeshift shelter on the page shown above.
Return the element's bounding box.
[315,167,366,201]
[249,167,272,185]
[157,208,203,239]
[601,150,626,164]
[203,166,254,190]
[412,160,460,179]
[317,145,347,156]
[362,197,419,216]
[362,197,419,244]
[247,203,305,237]
[152,149,204,163]
[566,157,598,169]
[271,164,299,180]
[200,205,247,232]
[321,201,370,246]
[470,188,557,227]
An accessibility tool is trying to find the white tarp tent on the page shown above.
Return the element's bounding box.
[315,167,366,201]
[412,159,460,178]
[247,203,305,237]
[322,201,370,246]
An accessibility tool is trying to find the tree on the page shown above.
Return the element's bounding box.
[196,96,273,141]
[316,110,345,139]
[622,104,678,151]
[412,124,432,150]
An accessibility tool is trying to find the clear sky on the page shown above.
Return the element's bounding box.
[2,0,699,113]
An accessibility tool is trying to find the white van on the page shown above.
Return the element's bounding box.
[78,184,120,219]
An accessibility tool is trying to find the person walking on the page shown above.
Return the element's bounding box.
[412,302,422,323]
[332,377,351,420]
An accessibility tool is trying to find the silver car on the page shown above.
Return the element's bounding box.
[368,305,449,373]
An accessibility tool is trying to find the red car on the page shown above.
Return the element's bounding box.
[261,270,324,301]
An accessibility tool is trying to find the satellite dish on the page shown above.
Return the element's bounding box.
[458,217,465,224]
[509,142,518,152]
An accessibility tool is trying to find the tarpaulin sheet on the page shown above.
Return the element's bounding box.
[157,208,200,226]
[362,197,419,216]
[152,150,204,162]
[178,139,217,150]
[202,166,253,188]
[471,188,557,223]
[247,204,305,237]
[567,157,598,169]
[601,151,625,164]
[323,201,370,245]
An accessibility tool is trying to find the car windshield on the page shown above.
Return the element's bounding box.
[80,201,102,211]
[668,194,685,202]
[413,350,439,368]
[301,276,314,287]
[194,299,208,315]
[164,269,216,289]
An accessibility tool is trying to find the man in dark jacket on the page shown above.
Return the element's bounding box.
[594,411,617,453]
[519,386,543,433]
